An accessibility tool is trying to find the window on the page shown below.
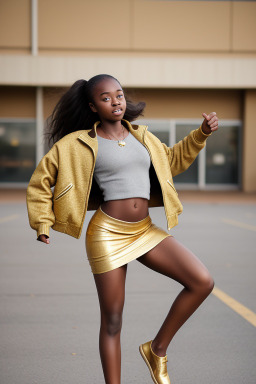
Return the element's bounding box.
[0,120,36,183]
[205,124,241,185]
[136,118,242,189]
[174,123,199,184]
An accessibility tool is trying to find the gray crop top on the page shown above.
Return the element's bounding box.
[93,132,151,201]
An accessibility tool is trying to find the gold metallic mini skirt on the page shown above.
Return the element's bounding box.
[86,207,171,274]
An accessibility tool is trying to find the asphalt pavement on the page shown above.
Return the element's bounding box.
[0,196,256,384]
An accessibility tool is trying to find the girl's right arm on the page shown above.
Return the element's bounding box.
[26,144,59,243]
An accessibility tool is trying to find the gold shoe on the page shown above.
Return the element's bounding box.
[139,340,171,384]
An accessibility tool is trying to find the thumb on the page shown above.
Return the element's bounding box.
[202,112,209,120]
[202,112,210,120]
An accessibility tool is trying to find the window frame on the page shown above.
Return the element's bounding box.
[136,118,242,190]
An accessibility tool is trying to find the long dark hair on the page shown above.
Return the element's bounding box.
[44,74,146,146]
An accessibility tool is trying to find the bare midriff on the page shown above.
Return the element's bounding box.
[101,198,149,222]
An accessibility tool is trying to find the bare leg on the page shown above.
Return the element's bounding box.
[93,264,127,384]
[137,236,214,357]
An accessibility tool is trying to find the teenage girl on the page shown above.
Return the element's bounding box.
[26,74,219,384]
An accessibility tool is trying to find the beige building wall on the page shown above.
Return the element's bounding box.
[37,0,256,55]
[133,1,230,52]
[38,0,131,51]
[129,89,242,120]
[233,2,256,51]
[43,87,65,120]
[1,1,256,55]
[0,86,36,118]
[0,0,31,54]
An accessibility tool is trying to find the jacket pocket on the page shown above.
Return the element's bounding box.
[54,183,74,201]
[167,180,178,195]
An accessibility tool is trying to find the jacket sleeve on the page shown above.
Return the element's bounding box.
[162,125,212,177]
[26,144,59,241]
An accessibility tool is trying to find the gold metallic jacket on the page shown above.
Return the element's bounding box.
[26,119,211,240]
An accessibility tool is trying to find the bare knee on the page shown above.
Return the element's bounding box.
[186,269,214,297]
[102,312,123,336]
[197,270,215,296]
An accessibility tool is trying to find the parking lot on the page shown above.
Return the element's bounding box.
[0,191,256,384]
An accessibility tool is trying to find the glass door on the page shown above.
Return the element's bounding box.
[205,123,241,187]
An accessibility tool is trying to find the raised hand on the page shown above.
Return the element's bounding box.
[201,112,219,135]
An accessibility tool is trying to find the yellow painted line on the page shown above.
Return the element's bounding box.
[212,287,256,327]
[0,214,19,223]
[221,218,256,232]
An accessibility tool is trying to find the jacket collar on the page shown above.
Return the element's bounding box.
[123,119,148,144]
[77,119,148,149]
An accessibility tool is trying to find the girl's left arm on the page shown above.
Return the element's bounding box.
[26,144,59,241]
[162,112,219,177]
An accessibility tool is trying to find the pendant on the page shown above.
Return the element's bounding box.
[118,140,126,147]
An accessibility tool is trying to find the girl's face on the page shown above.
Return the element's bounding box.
[89,78,126,123]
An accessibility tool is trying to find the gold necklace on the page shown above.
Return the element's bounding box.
[101,125,126,147]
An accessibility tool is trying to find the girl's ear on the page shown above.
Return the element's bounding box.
[89,103,97,113]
